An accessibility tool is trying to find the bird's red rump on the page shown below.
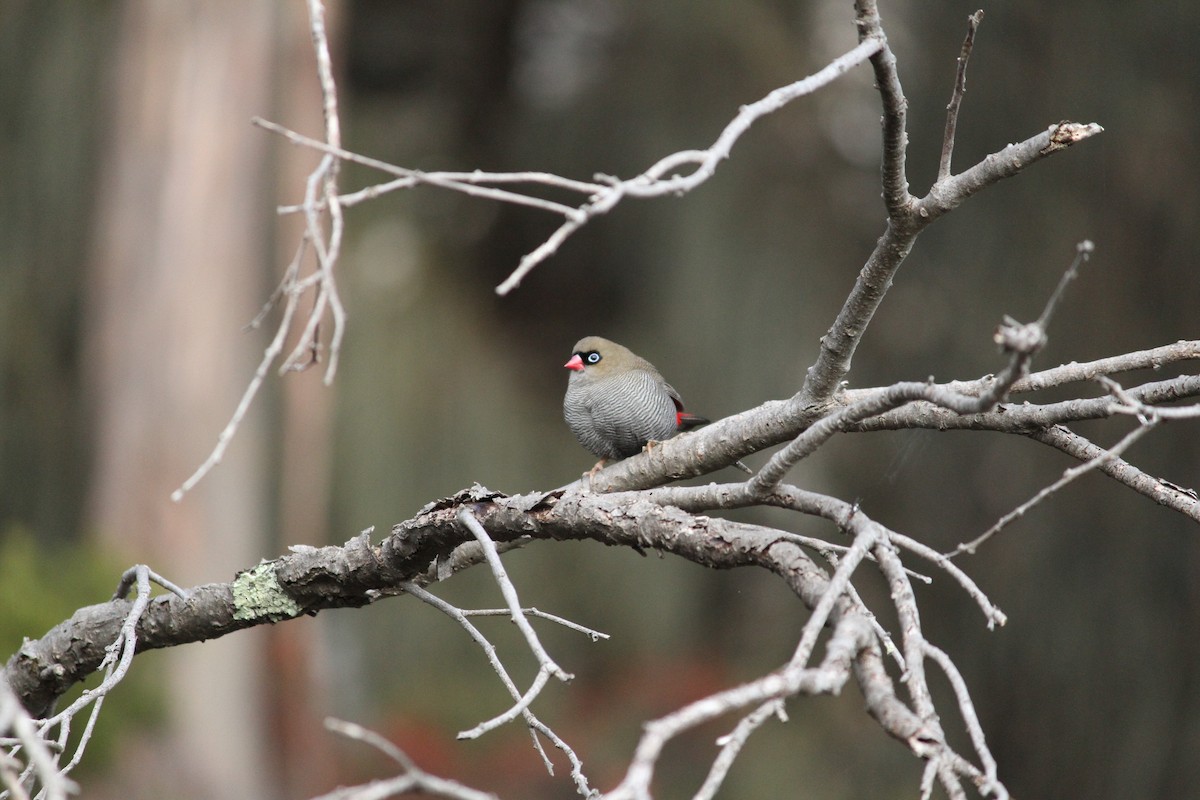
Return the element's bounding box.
[564,354,585,371]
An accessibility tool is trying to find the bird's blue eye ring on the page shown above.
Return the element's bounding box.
[585,351,601,364]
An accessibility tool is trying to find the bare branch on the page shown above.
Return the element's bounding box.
[921,121,1103,219]
[43,566,153,728]
[253,117,589,218]
[887,530,1007,629]
[303,0,346,383]
[113,564,189,600]
[457,670,553,741]
[174,0,347,499]
[1030,425,1200,521]
[850,373,1200,435]
[492,35,884,294]
[601,614,876,800]
[872,539,999,799]
[258,34,884,298]
[854,0,911,214]
[922,643,1003,798]
[922,339,1200,398]
[803,121,1100,403]
[635,480,1005,629]
[0,565,170,798]
[281,153,345,379]
[754,344,1041,494]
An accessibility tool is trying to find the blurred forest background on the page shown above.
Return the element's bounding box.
[2,1,1198,798]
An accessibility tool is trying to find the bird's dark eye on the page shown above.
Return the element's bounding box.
[585,351,601,364]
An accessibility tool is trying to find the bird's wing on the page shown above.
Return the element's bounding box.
[661,380,685,412]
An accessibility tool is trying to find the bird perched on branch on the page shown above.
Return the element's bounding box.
[563,336,751,474]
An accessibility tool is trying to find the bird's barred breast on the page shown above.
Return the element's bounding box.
[564,369,676,459]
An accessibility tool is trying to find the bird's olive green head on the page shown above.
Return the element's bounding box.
[564,336,645,379]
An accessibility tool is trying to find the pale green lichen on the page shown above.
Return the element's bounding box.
[232,563,301,622]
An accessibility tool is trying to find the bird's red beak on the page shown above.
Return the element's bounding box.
[564,354,584,371]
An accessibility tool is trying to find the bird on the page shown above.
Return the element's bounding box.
[562,336,750,473]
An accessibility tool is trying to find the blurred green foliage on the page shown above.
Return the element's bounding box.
[0,527,164,774]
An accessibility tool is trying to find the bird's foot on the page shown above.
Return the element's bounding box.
[581,459,608,489]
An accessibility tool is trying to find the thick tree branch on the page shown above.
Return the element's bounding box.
[936,340,1200,396]
[583,339,1199,497]
[7,486,961,782]
[850,373,1200,434]
[5,531,415,718]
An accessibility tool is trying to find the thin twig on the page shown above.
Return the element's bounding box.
[254,117,587,218]
[307,0,346,385]
[6,564,164,796]
[245,240,307,331]
[767,240,1091,493]
[938,11,984,181]
[171,243,306,501]
[887,531,1006,628]
[113,564,189,600]
[405,583,557,769]
[402,584,595,795]
[600,614,876,800]
[871,538,989,800]
[281,154,336,375]
[1036,239,1092,327]
[0,680,77,800]
[259,35,885,297]
[694,700,783,800]
[789,525,880,668]
[43,566,152,729]
[753,375,1034,495]
[950,420,1157,557]
[460,608,609,641]
[457,669,554,740]
[909,339,1200,399]
[1029,425,1200,522]
[922,643,1006,799]
[319,718,498,800]
[456,508,572,682]
[174,0,345,499]
[493,36,884,295]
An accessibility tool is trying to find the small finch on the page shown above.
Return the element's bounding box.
[562,336,749,473]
